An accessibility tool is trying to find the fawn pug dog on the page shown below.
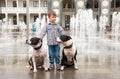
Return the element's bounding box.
[26,37,48,72]
[57,35,78,70]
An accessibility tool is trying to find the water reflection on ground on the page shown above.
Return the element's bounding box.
[0,62,120,79]
[0,32,120,79]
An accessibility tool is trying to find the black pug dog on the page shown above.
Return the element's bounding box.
[26,37,48,72]
[57,35,78,70]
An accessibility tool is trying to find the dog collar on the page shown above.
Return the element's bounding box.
[34,44,42,50]
[64,43,73,49]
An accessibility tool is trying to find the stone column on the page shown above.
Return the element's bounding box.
[39,13,41,20]
[17,0,18,7]
[39,0,41,7]
[26,0,30,39]
[5,13,8,31]
[5,0,7,7]
[38,0,41,21]
[16,0,19,26]
[5,13,8,21]
[17,13,19,26]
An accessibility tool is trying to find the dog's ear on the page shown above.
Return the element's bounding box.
[60,35,72,42]
[26,39,29,44]
[67,36,72,40]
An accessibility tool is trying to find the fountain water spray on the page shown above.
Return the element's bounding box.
[111,12,120,43]
[99,15,108,37]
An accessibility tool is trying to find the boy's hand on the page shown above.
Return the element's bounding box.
[56,37,61,42]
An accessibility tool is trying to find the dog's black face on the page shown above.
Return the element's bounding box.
[26,37,43,50]
[59,35,73,47]
[26,37,42,46]
[30,37,41,45]
[60,35,72,42]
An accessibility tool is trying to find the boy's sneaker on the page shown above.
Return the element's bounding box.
[56,64,61,70]
[48,64,54,70]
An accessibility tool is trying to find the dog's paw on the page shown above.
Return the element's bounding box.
[60,66,64,71]
[33,69,37,72]
[44,67,48,71]
[74,66,79,70]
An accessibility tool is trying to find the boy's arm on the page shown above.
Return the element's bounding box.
[58,24,65,35]
[39,25,47,39]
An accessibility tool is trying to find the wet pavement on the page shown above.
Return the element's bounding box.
[0,62,120,79]
[0,32,120,79]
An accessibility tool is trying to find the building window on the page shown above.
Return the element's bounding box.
[13,1,17,7]
[86,3,91,8]
[86,0,98,9]
[44,1,48,7]
[23,1,26,7]
[33,1,39,7]
[94,1,98,8]
[13,15,17,25]
[65,15,70,30]
[34,16,38,22]
[0,14,5,20]
[110,15,112,26]
[96,15,98,21]
[116,0,120,7]
[24,15,26,24]
[63,0,73,9]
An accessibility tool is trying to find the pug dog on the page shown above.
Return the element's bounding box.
[26,37,48,72]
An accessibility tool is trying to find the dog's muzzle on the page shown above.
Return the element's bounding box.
[26,39,31,45]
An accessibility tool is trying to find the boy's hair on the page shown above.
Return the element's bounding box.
[48,10,56,17]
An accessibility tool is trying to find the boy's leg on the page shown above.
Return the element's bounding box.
[48,45,55,69]
[54,45,61,70]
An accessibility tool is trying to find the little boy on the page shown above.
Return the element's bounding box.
[39,10,65,70]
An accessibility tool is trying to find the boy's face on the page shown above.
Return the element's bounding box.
[49,15,56,23]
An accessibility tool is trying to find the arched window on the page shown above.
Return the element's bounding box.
[62,0,74,9]
[86,0,93,8]
[86,0,98,9]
